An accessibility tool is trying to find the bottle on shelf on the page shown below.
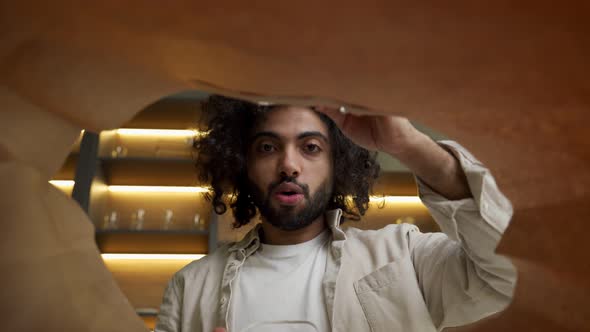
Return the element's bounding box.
[162,209,174,230]
[193,213,206,231]
[131,208,145,230]
[110,145,128,158]
[103,211,119,230]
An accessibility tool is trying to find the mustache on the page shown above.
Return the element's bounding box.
[268,175,310,198]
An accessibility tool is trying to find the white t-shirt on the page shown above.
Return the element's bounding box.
[231,230,331,332]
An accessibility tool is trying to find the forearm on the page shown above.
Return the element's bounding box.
[385,131,471,200]
[408,140,517,328]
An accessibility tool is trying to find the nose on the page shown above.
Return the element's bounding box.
[278,146,301,178]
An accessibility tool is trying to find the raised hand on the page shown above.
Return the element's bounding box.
[315,106,423,157]
[315,106,471,200]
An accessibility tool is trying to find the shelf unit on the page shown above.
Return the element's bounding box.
[49,95,217,329]
[85,97,216,254]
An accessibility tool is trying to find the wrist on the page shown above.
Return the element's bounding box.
[382,128,430,161]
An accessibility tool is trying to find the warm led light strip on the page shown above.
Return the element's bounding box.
[115,128,204,137]
[49,180,75,187]
[369,196,422,204]
[108,185,210,193]
[101,253,205,260]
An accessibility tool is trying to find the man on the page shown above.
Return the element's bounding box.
[155,95,516,332]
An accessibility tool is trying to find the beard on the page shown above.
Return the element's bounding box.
[248,176,333,231]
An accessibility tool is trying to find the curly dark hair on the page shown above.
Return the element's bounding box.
[194,95,380,228]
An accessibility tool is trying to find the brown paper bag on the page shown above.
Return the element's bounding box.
[1,1,588,331]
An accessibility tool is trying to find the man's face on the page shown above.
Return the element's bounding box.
[246,106,333,231]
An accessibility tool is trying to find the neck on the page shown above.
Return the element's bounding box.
[260,214,327,245]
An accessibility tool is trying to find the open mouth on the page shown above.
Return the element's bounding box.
[271,181,306,205]
[274,190,304,205]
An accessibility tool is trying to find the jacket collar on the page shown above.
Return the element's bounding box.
[228,208,346,254]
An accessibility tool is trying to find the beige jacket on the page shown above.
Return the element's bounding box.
[155,141,516,332]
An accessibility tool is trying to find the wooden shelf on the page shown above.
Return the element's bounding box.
[100,156,193,163]
[99,158,202,186]
[372,172,418,196]
[96,229,208,235]
[96,231,209,254]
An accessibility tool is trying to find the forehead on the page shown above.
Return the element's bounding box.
[252,106,328,138]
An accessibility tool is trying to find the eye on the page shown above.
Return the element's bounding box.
[304,143,322,154]
[257,142,276,153]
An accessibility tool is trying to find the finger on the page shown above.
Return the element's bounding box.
[314,106,347,127]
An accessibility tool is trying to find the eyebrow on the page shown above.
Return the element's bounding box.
[297,131,329,143]
[251,131,329,144]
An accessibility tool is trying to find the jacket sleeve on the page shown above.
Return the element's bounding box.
[154,273,184,332]
[407,140,517,330]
